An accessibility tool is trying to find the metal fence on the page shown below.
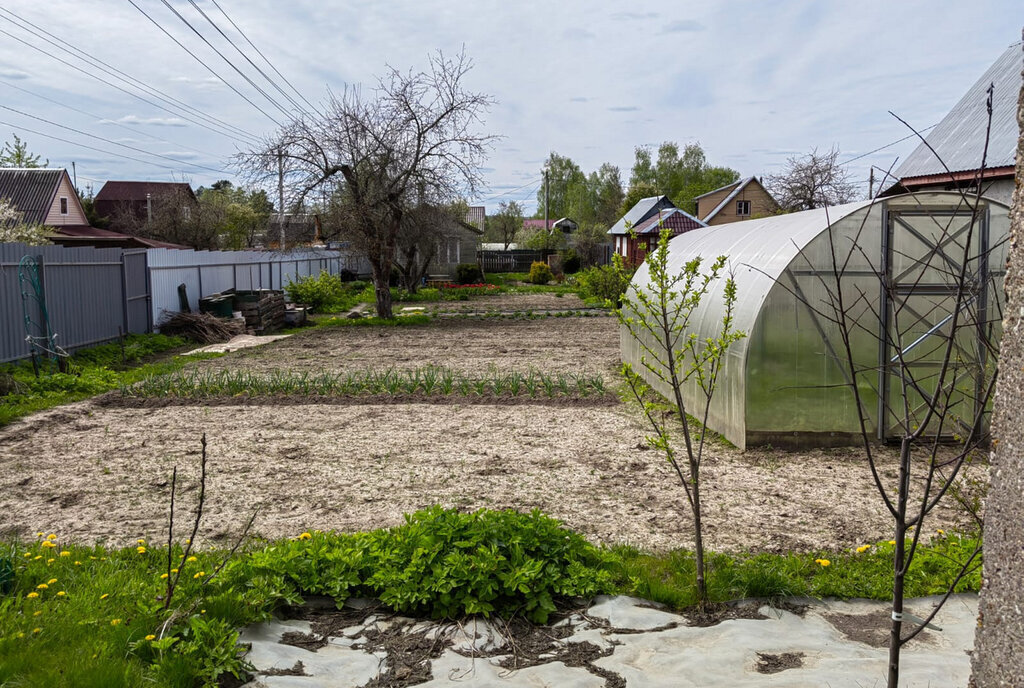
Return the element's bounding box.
[1,243,360,363]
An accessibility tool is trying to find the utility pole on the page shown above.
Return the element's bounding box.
[869,167,875,198]
[543,167,549,235]
[71,161,77,190]
[277,149,285,251]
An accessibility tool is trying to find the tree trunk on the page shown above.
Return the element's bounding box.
[887,437,912,688]
[691,461,708,608]
[370,260,394,319]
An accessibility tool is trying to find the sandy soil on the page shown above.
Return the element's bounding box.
[0,303,982,552]
[192,313,621,377]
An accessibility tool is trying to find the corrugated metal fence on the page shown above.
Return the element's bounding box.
[1,243,360,363]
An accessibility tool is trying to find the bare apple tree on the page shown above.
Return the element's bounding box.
[238,50,495,318]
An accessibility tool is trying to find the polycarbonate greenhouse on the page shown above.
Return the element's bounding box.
[621,192,1010,450]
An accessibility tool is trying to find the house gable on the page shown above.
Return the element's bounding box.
[0,168,87,227]
[697,177,778,226]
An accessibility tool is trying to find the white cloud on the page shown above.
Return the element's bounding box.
[98,115,189,127]
[0,68,29,79]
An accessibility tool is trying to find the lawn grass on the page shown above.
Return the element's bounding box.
[0,516,980,687]
[0,335,220,427]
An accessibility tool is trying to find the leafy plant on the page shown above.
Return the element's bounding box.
[577,260,635,306]
[285,271,359,313]
[455,263,484,284]
[527,261,554,285]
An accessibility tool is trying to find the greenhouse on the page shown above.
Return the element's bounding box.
[621,191,1010,450]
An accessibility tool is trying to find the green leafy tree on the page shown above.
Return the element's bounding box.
[592,163,625,226]
[619,181,660,217]
[0,134,47,168]
[491,199,523,250]
[627,142,739,215]
[616,226,745,608]
[536,152,586,220]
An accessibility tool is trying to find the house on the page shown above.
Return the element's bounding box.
[608,195,706,264]
[465,206,485,233]
[694,176,778,226]
[881,41,1021,205]
[95,181,198,233]
[430,217,484,278]
[0,168,183,248]
[522,217,579,233]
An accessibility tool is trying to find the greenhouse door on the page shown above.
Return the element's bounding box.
[877,203,991,440]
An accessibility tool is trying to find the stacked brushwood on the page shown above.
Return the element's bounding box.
[157,311,245,344]
[239,291,286,334]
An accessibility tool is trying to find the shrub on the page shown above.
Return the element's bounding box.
[285,271,349,312]
[528,261,553,285]
[577,262,635,305]
[562,250,581,274]
[455,263,483,284]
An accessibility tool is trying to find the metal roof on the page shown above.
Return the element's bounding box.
[608,195,675,235]
[896,41,1022,180]
[693,178,742,201]
[95,181,195,202]
[632,207,706,234]
[0,168,64,224]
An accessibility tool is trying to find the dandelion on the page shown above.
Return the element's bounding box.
[186,556,197,563]
[46,534,57,541]
[56,591,66,597]
[26,592,38,599]
[16,632,24,638]
[856,545,871,553]
[36,583,48,590]
[888,540,896,545]
[33,610,42,617]
[99,594,109,600]
[74,561,81,566]
[36,532,44,537]
[145,634,156,641]
[136,546,147,554]
[200,609,206,614]
[297,532,312,541]
[137,539,146,545]
[814,559,831,567]
[110,619,121,626]
[23,552,31,558]
[40,541,56,549]
[193,571,205,579]
[937,529,945,536]
[47,579,56,585]
[31,628,41,634]
[33,555,42,561]
[89,556,97,560]
[171,568,178,574]
[160,573,168,580]
[46,559,54,564]
[59,551,71,557]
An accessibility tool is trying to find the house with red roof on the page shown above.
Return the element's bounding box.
[608,195,706,265]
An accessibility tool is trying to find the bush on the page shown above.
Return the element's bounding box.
[528,261,553,285]
[221,507,615,623]
[577,263,635,305]
[455,263,483,284]
[562,250,581,274]
[285,271,349,312]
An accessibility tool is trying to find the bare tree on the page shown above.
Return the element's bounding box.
[766,146,857,211]
[492,200,522,250]
[238,50,495,318]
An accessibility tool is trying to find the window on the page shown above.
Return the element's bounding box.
[59,197,68,215]
[736,200,751,216]
[182,205,192,220]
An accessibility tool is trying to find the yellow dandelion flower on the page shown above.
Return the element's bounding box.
[36,583,48,590]
[856,545,871,553]
[145,634,156,641]
[100,594,109,600]
[46,534,57,541]
[110,619,121,626]
[40,541,56,549]
[888,540,896,545]
[33,610,42,617]
[814,559,831,567]
[56,591,66,597]
[89,556,97,560]
[137,539,146,545]
[46,559,54,564]
[31,627,41,634]
[136,547,147,554]
[160,573,168,580]
[297,532,312,540]
[186,556,197,563]
[33,555,42,561]
[23,552,31,558]
[171,568,178,574]
[74,561,81,566]
[26,592,38,599]
[193,571,205,579]
[16,632,24,638]
[937,529,945,535]
[200,609,206,614]
[36,532,44,537]
[47,579,56,585]
[59,551,71,557]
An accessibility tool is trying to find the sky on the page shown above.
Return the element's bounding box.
[0,0,1019,215]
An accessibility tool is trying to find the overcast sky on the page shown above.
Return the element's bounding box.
[0,1,1019,214]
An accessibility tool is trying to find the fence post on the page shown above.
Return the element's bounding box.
[120,250,130,334]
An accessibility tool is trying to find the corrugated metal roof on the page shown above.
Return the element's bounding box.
[632,207,706,234]
[896,41,1022,179]
[0,168,64,224]
[608,195,675,234]
[95,181,195,202]
[693,178,742,201]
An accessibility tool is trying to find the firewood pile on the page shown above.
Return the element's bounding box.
[157,311,245,344]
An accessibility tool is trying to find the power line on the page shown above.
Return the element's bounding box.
[126,0,284,129]
[187,0,313,119]
[208,0,324,117]
[148,0,290,125]
[1,78,219,161]
[839,124,939,167]
[476,176,544,203]
[0,118,223,174]
[0,8,258,143]
[0,104,230,174]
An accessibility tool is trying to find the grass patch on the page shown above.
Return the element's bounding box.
[318,314,433,327]
[122,366,609,399]
[0,334,217,427]
[611,532,981,609]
